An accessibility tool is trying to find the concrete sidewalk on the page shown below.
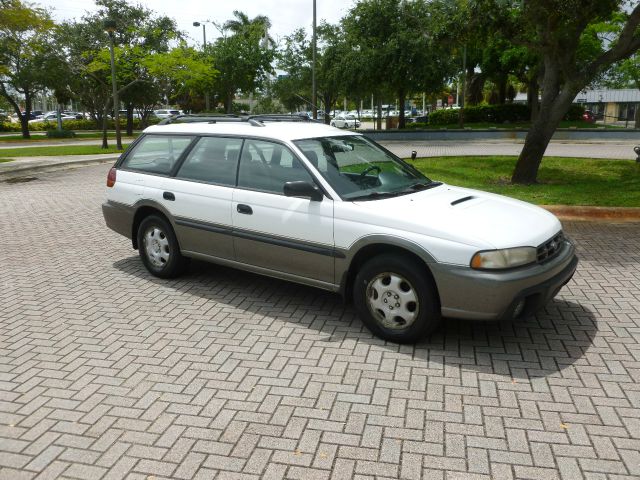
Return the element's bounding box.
[0,154,118,179]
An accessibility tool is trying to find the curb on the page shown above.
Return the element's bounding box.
[542,205,640,223]
[0,156,118,180]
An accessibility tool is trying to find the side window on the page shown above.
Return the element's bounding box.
[237,139,315,194]
[176,136,243,186]
[121,135,193,175]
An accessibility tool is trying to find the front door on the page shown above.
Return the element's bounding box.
[232,139,335,284]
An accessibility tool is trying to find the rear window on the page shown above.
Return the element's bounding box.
[121,135,194,175]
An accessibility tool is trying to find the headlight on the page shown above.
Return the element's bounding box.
[470,247,537,270]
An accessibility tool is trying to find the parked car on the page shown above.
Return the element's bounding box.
[582,110,596,123]
[63,111,85,120]
[29,112,76,123]
[153,109,181,119]
[408,115,429,124]
[102,118,578,343]
[330,113,361,129]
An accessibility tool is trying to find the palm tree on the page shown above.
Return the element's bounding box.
[223,10,274,47]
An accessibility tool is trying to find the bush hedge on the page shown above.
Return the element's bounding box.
[428,104,531,125]
[46,129,76,138]
[0,117,160,132]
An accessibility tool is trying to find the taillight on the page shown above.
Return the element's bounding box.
[106,167,116,187]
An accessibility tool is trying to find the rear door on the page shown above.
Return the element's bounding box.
[156,136,243,260]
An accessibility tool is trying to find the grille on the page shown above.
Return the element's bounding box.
[537,231,564,263]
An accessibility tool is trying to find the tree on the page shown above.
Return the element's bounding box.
[0,0,55,138]
[212,12,275,113]
[342,0,455,129]
[144,43,218,112]
[55,0,182,147]
[474,0,640,184]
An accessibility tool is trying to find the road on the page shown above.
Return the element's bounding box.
[1,164,639,479]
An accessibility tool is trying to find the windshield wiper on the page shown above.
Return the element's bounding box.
[350,191,405,201]
[408,181,442,191]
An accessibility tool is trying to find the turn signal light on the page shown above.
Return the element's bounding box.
[106,167,116,187]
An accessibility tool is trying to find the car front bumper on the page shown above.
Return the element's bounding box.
[430,239,578,321]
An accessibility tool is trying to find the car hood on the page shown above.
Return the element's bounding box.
[352,184,561,250]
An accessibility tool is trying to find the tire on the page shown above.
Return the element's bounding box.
[353,254,441,343]
[330,121,336,127]
[137,214,189,278]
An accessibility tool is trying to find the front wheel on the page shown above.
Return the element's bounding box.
[137,214,189,278]
[353,254,441,343]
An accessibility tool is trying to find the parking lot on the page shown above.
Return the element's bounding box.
[1,164,639,480]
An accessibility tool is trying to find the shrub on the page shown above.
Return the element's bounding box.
[405,122,429,129]
[0,122,21,132]
[428,104,531,125]
[46,129,76,138]
[564,104,585,121]
[428,109,460,125]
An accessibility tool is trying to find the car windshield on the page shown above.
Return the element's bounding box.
[294,135,437,200]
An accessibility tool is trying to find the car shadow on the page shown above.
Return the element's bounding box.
[113,256,597,380]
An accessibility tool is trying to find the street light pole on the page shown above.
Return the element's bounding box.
[104,20,122,150]
[312,0,317,120]
[194,21,210,111]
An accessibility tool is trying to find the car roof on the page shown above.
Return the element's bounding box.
[143,120,361,142]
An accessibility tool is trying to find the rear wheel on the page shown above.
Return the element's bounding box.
[137,215,189,278]
[353,254,441,343]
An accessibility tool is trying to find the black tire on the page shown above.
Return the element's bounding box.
[353,254,441,343]
[137,214,189,278]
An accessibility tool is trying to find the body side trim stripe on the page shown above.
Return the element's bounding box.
[173,215,345,259]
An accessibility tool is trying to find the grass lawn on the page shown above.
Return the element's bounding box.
[0,144,128,157]
[0,132,140,142]
[413,156,640,207]
[0,158,14,163]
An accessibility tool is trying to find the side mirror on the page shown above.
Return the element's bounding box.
[283,181,323,201]
[411,150,417,161]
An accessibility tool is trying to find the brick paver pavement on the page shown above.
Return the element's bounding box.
[1,165,639,480]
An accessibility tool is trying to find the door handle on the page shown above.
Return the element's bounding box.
[163,191,175,201]
[237,204,253,215]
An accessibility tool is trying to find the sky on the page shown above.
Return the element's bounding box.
[33,0,355,46]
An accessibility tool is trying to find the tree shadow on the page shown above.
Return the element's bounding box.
[113,256,597,381]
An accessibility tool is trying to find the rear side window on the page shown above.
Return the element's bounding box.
[176,136,243,186]
[121,135,194,174]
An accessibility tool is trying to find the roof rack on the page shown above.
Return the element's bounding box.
[157,112,324,127]
[246,114,312,123]
[158,114,241,125]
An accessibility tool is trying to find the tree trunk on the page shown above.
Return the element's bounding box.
[225,91,234,114]
[498,75,507,105]
[513,85,574,184]
[56,104,63,131]
[126,103,133,136]
[398,91,405,129]
[21,92,32,139]
[376,98,382,130]
[528,78,540,123]
[101,103,109,149]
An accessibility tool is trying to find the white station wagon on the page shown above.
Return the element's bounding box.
[103,115,578,343]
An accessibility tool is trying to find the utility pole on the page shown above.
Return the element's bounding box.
[104,20,122,150]
[194,22,210,111]
[312,0,317,120]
